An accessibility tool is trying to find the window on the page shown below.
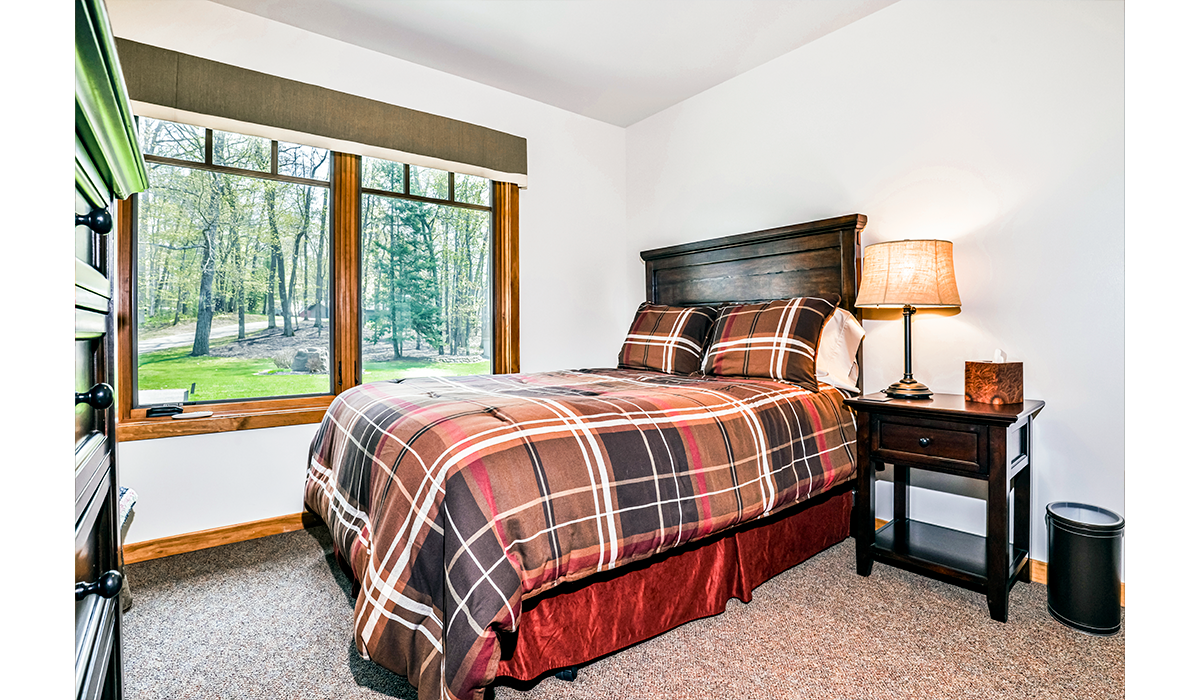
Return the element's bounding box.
[116,118,520,440]
[132,118,332,405]
[360,157,492,382]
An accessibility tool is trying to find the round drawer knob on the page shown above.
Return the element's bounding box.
[76,383,114,410]
[918,437,932,447]
[76,208,113,234]
[76,570,123,601]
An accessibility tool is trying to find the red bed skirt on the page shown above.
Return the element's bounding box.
[495,483,853,681]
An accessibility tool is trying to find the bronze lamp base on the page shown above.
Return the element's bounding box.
[883,377,933,400]
[883,305,933,400]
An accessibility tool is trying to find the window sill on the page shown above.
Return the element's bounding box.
[116,395,334,442]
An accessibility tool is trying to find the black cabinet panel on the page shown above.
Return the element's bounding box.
[75,0,147,698]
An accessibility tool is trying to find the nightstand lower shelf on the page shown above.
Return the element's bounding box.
[873,519,1029,594]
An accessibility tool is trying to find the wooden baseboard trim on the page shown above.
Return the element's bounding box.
[1029,558,1048,586]
[873,518,1124,606]
[123,511,322,564]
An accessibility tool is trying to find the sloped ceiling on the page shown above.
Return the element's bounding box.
[209,0,899,126]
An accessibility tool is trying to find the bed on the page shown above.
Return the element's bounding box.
[304,213,867,700]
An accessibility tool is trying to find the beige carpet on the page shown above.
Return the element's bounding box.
[123,526,1123,700]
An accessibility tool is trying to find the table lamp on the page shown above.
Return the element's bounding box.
[856,239,961,399]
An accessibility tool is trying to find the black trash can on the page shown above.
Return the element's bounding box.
[1045,502,1123,635]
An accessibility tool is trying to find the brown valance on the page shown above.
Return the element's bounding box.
[114,38,528,185]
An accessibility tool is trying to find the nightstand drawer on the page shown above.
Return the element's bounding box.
[877,421,981,472]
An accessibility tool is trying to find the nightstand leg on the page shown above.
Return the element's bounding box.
[1015,418,1034,584]
[1014,463,1031,583]
[987,586,1009,622]
[986,427,1010,622]
[855,421,875,577]
[893,464,909,556]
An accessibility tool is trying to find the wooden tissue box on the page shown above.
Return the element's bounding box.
[965,361,1023,405]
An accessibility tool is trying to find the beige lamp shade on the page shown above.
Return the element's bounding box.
[856,239,961,308]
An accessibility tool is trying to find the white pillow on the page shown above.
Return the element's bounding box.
[815,307,865,394]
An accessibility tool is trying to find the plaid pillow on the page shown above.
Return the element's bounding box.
[618,303,719,375]
[702,297,841,390]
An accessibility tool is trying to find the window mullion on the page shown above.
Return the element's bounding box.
[493,181,519,374]
[331,151,362,394]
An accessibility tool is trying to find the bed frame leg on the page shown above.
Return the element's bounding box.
[554,666,579,682]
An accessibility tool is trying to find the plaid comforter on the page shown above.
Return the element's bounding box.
[303,369,857,700]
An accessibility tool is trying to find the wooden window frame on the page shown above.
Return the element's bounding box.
[115,151,519,441]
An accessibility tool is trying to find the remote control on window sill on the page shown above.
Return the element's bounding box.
[170,411,214,420]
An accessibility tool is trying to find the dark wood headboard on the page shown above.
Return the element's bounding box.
[640,214,866,317]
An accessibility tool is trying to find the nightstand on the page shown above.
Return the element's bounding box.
[844,393,1045,622]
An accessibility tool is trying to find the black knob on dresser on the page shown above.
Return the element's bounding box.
[76,383,114,410]
[76,570,123,601]
[918,437,932,447]
[75,208,113,234]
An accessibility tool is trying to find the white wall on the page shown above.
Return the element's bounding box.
[110,0,629,543]
[119,424,320,541]
[625,0,1124,568]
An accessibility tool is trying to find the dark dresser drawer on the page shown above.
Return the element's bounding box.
[876,419,983,474]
